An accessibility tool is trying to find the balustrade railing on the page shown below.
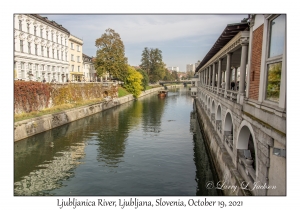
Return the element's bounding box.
[224,134,233,150]
[198,83,240,103]
[226,90,238,101]
[216,120,222,134]
[211,113,215,123]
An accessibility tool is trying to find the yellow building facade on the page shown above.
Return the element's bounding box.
[69,34,83,81]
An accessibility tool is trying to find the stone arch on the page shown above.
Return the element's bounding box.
[216,105,222,120]
[223,110,235,152]
[211,100,216,114]
[237,121,257,171]
[224,110,234,133]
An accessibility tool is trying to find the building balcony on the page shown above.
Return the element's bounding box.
[199,83,241,104]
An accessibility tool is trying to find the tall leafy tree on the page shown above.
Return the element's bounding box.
[140,47,151,75]
[94,28,128,81]
[140,48,165,83]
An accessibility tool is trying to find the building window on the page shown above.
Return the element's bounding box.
[27,23,30,33]
[47,65,50,71]
[28,63,32,70]
[77,45,80,52]
[20,40,23,52]
[72,65,74,72]
[28,42,31,54]
[52,49,55,58]
[265,15,286,103]
[78,66,80,72]
[61,51,63,60]
[65,52,67,61]
[41,46,44,56]
[21,62,24,70]
[41,64,44,71]
[56,35,58,43]
[57,50,59,60]
[77,56,80,62]
[65,39,66,46]
[47,47,49,58]
[34,26,36,36]
[51,33,53,41]
[40,28,43,38]
[19,20,22,31]
[46,31,48,40]
[71,43,74,49]
[61,37,63,45]
[35,44,38,55]
[52,66,55,71]
[71,54,74,61]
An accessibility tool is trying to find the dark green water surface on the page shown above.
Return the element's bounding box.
[14,87,219,196]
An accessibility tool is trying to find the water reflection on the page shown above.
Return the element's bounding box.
[190,109,221,196]
[14,87,220,196]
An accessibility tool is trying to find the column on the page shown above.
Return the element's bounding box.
[225,53,232,91]
[234,67,237,91]
[204,69,207,85]
[239,43,248,96]
[208,66,211,87]
[217,59,222,92]
[212,63,216,89]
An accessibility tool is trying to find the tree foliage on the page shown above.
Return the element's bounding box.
[137,68,149,90]
[94,28,128,81]
[140,47,165,83]
[123,66,143,98]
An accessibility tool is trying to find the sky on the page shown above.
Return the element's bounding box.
[44,14,247,72]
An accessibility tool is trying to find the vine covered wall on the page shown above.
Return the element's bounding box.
[14,81,118,114]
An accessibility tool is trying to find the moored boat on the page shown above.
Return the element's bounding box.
[158,90,168,97]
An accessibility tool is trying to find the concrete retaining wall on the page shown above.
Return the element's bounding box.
[194,99,252,196]
[14,87,163,142]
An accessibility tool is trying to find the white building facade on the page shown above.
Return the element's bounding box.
[14,14,70,82]
[82,54,97,82]
[186,64,195,72]
[167,66,179,72]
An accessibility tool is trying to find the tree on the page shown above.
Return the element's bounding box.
[140,48,165,83]
[186,70,194,79]
[123,66,143,98]
[163,69,173,81]
[137,68,149,91]
[94,28,128,81]
[171,71,179,81]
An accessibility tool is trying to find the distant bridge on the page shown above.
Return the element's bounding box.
[159,80,192,87]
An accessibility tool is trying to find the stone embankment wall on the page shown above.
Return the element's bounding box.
[194,99,252,196]
[14,87,162,142]
[14,81,117,114]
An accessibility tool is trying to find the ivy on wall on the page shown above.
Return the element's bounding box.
[14,81,52,113]
[14,81,118,114]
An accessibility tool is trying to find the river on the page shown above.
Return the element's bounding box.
[14,86,220,196]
